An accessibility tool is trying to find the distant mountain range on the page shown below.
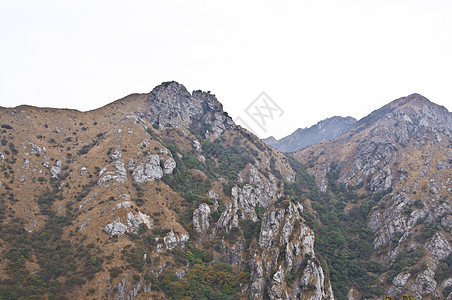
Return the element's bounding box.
[263,116,357,152]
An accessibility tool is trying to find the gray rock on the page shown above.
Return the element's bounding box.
[104,221,128,236]
[112,201,132,211]
[130,155,163,184]
[441,215,452,231]
[268,267,285,299]
[193,140,201,151]
[163,231,189,251]
[216,239,246,269]
[193,203,211,233]
[163,157,176,174]
[126,212,144,232]
[425,232,452,263]
[50,160,62,178]
[145,82,204,128]
[247,202,332,299]
[142,82,236,137]
[97,160,128,187]
[111,276,147,300]
[28,142,46,155]
[388,272,411,297]
[80,167,87,175]
[110,148,122,160]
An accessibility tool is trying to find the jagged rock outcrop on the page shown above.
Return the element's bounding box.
[143,82,235,134]
[162,231,189,251]
[110,276,151,300]
[128,155,163,184]
[104,211,153,237]
[248,202,334,300]
[145,81,204,128]
[193,203,211,233]
[50,160,62,178]
[98,160,128,187]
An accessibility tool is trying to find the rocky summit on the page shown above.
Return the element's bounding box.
[0,84,450,300]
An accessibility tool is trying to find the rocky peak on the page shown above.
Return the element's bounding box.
[145,81,202,128]
[391,93,438,109]
[356,93,452,133]
[144,81,232,134]
[192,89,224,113]
[263,136,277,144]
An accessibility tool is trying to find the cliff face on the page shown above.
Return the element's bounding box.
[293,94,452,299]
[263,116,357,153]
[0,82,333,299]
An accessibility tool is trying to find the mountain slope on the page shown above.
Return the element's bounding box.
[263,116,357,153]
[292,94,452,299]
[0,82,333,299]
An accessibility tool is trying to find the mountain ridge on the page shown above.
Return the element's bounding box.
[0,84,450,300]
[263,116,357,153]
[0,81,333,300]
[292,93,452,299]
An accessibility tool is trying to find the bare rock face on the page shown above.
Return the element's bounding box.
[193,203,211,233]
[216,166,279,231]
[163,231,189,251]
[249,202,334,300]
[110,277,150,300]
[104,211,153,237]
[236,166,279,222]
[163,157,176,174]
[343,126,399,192]
[50,160,62,178]
[124,151,176,185]
[145,82,203,128]
[129,154,163,184]
[143,82,235,135]
[104,221,128,236]
[206,112,236,138]
[97,160,128,187]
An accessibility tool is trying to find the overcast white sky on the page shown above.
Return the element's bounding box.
[0,1,451,139]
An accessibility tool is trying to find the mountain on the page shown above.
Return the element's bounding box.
[1,86,450,300]
[292,93,452,299]
[263,116,357,153]
[0,82,334,299]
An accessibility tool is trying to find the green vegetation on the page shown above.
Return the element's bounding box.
[202,139,254,181]
[77,140,98,155]
[8,142,18,155]
[155,261,242,299]
[286,158,385,299]
[0,176,103,299]
[390,247,424,279]
[435,252,452,297]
